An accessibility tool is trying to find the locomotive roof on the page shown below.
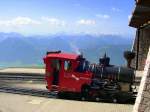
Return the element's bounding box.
[46,52,79,60]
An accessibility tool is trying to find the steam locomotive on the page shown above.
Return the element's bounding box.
[43,51,136,103]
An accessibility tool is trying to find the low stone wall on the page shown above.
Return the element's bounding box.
[0,68,44,74]
[133,47,150,112]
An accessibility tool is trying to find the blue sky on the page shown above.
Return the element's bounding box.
[0,0,135,36]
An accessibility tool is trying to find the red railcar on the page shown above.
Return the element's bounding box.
[43,51,92,93]
[43,51,136,102]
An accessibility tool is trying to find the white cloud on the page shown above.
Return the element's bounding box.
[41,17,66,26]
[77,19,96,25]
[112,7,121,12]
[0,16,67,28]
[0,17,41,26]
[96,14,110,19]
[128,15,132,20]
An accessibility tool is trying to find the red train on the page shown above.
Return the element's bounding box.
[43,51,136,103]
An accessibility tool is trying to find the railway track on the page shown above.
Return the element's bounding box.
[0,86,82,102]
[0,86,56,98]
[0,74,44,81]
[0,85,136,104]
[0,73,137,103]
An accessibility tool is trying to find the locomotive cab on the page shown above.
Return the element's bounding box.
[43,51,92,93]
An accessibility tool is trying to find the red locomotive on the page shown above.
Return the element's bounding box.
[43,51,136,103]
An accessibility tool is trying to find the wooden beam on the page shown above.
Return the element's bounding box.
[137,0,150,7]
[135,5,150,12]
[134,11,150,17]
[129,3,150,28]
[129,18,150,28]
[136,0,142,4]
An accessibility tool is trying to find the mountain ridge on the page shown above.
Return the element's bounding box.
[0,32,133,67]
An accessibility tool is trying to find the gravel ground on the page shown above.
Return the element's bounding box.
[0,92,133,112]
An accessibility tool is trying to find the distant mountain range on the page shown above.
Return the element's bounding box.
[0,32,133,68]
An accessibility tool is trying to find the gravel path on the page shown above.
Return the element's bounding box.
[0,92,133,112]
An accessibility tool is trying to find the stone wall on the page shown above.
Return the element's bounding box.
[133,47,150,112]
[131,27,150,70]
[131,31,138,69]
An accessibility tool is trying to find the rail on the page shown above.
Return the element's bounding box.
[0,86,56,98]
[0,73,44,81]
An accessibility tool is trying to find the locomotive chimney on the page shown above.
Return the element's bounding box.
[124,51,135,68]
[99,53,110,66]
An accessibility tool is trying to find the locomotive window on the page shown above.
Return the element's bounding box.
[64,61,72,71]
[51,59,61,70]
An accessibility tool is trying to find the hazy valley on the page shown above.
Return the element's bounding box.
[0,32,133,68]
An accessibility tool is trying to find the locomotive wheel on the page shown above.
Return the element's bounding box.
[81,97,86,101]
[57,92,65,98]
[95,97,100,102]
[111,95,118,103]
[112,98,117,103]
[81,85,90,101]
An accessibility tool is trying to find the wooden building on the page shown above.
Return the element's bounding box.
[130,0,150,70]
[130,0,150,112]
